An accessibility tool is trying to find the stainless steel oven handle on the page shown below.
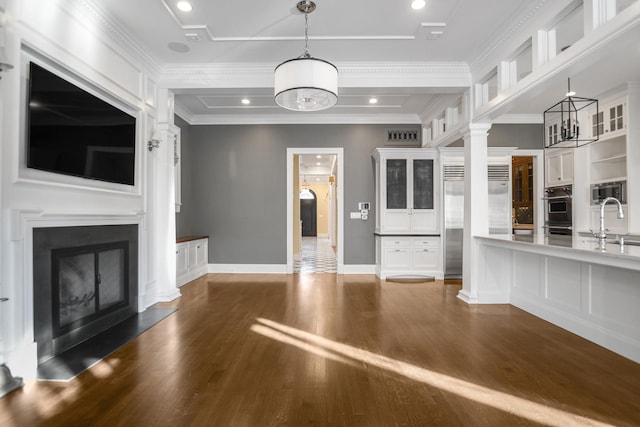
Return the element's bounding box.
[542,225,573,230]
[542,195,572,200]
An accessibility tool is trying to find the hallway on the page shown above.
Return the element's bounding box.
[293,236,337,274]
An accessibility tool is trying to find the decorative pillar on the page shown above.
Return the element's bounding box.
[626,82,640,234]
[149,89,180,302]
[458,123,491,304]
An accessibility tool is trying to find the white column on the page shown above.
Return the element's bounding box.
[149,90,180,302]
[627,82,640,234]
[458,123,491,304]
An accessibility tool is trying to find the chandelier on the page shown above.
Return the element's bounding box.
[543,78,598,148]
[274,1,338,111]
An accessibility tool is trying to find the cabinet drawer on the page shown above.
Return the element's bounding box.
[412,237,439,247]
[382,237,412,247]
[412,247,439,269]
[384,247,411,269]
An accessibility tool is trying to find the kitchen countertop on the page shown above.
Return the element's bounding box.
[177,235,209,244]
[476,233,640,265]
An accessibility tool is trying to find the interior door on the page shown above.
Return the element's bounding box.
[300,197,317,237]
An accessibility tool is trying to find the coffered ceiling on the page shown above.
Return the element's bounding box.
[91,0,640,124]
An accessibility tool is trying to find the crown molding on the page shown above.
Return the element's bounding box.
[160,61,471,89]
[80,0,162,77]
[174,110,421,126]
[469,0,549,77]
[493,114,543,124]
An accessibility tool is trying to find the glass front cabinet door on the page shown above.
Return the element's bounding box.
[376,149,438,234]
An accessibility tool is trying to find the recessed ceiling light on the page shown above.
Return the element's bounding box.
[241,98,251,105]
[316,155,322,159]
[369,98,378,104]
[316,162,321,166]
[177,1,192,12]
[411,0,426,10]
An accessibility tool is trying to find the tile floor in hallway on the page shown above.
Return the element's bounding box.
[293,236,337,273]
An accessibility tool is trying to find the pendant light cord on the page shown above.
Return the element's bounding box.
[303,10,310,58]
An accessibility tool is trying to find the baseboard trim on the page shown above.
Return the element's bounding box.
[342,264,376,274]
[208,264,288,274]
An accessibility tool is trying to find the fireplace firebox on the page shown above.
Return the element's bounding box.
[52,241,129,338]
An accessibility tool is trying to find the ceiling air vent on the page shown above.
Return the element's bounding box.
[385,129,420,146]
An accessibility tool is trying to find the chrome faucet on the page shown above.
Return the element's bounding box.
[594,197,624,251]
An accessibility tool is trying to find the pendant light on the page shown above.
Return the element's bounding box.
[543,78,598,148]
[274,1,338,111]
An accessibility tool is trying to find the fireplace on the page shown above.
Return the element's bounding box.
[33,225,138,362]
[52,241,129,338]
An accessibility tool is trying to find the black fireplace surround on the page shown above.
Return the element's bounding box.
[33,225,138,363]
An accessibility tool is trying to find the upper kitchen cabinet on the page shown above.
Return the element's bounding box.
[545,148,574,187]
[588,97,626,141]
[587,95,628,184]
[373,148,439,234]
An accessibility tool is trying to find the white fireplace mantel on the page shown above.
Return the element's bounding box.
[3,209,153,379]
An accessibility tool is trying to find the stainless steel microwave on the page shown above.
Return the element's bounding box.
[591,180,627,205]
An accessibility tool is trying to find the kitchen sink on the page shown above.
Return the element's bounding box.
[610,239,640,246]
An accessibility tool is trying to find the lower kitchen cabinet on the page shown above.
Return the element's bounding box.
[176,236,208,287]
[375,235,442,279]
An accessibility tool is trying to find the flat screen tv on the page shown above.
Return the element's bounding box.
[26,62,136,186]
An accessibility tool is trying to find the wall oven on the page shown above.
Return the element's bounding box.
[543,185,572,235]
[591,180,626,205]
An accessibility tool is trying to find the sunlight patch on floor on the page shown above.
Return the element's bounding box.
[251,318,612,427]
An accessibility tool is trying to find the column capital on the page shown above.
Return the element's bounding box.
[462,122,492,141]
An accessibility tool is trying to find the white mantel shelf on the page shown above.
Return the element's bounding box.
[472,233,640,364]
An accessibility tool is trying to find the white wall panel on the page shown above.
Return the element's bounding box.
[546,257,583,310]
[18,0,143,105]
[513,252,541,296]
[590,265,640,337]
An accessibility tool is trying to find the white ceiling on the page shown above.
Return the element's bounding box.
[299,154,335,180]
[95,0,531,121]
[94,0,640,123]
[102,0,527,63]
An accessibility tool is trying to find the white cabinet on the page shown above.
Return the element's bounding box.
[589,98,626,140]
[375,236,441,279]
[373,148,439,234]
[176,243,189,278]
[545,148,573,186]
[176,237,208,287]
[546,120,561,147]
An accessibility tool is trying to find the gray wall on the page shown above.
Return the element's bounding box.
[449,124,544,148]
[175,122,542,266]
[175,123,420,265]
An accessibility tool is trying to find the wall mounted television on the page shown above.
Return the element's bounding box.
[26,62,136,186]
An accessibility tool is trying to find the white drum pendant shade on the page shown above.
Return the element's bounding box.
[274,57,338,111]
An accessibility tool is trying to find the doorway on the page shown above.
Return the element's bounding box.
[512,156,534,234]
[511,150,544,236]
[287,148,344,274]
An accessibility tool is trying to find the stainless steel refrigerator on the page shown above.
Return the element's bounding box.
[443,164,511,278]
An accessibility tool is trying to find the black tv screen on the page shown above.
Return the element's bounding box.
[26,62,136,186]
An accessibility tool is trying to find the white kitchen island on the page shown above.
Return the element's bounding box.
[474,233,640,363]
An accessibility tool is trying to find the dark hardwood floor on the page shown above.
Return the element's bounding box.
[1,273,639,426]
